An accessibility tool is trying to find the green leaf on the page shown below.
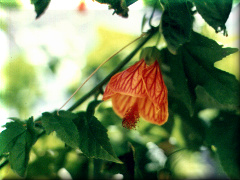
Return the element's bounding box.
[8,131,28,177]
[0,121,25,155]
[184,31,238,65]
[162,31,239,114]
[0,117,39,177]
[95,0,138,17]
[191,0,233,36]
[41,111,79,148]
[103,143,135,179]
[206,111,240,179]
[73,112,122,164]
[160,0,194,54]
[182,32,239,106]
[0,0,20,8]
[86,100,103,118]
[30,0,51,19]
[161,48,195,115]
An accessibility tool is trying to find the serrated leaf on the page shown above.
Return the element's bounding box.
[182,32,239,106]
[8,131,28,177]
[0,117,38,177]
[30,0,51,19]
[160,0,194,54]
[191,0,233,36]
[184,32,238,65]
[41,111,79,148]
[74,112,122,164]
[0,121,25,155]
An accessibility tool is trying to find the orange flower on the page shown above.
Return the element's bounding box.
[103,59,168,129]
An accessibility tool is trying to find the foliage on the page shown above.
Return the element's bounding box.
[0,0,239,179]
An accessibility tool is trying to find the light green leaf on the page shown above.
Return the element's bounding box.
[41,111,79,148]
[74,112,122,164]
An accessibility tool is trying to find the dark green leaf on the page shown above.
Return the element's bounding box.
[9,132,28,177]
[160,0,194,54]
[206,111,240,179]
[103,143,135,179]
[161,48,195,115]
[86,100,103,118]
[74,112,122,164]
[41,111,79,148]
[0,117,39,177]
[0,121,25,155]
[184,32,238,65]
[30,0,51,19]
[182,33,239,106]
[162,32,238,114]
[191,0,233,36]
[95,0,137,17]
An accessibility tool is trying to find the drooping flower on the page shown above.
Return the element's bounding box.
[103,57,168,129]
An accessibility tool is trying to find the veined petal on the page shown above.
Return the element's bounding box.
[105,59,147,98]
[138,97,168,125]
[142,61,168,108]
[111,94,138,118]
[102,83,116,100]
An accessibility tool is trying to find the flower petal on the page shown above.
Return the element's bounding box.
[111,94,138,118]
[138,97,168,125]
[102,82,115,100]
[142,61,168,108]
[104,59,147,98]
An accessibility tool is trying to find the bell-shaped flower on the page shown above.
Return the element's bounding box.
[103,55,168,129]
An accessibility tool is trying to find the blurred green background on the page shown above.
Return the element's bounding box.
[0,0,239,179]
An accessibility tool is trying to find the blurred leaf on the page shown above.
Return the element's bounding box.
[95,0,137,17]
[30,0,51,19]
[0,0,20,8]
[142,0,162,9]
[191,0,233,36]
[103,143,135,179]
[206,111,240,179]
[1,56,40,117]
[160,0,194,54]
[41,111,79,148]
[73,112,122,164]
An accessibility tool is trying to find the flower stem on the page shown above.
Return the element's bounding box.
[68,27,158,112]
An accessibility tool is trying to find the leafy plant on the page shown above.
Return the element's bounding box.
[0,0,239,179]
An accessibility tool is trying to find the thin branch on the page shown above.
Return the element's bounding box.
[67,27,158,112]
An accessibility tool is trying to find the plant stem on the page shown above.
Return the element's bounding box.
[68,27,158,112]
